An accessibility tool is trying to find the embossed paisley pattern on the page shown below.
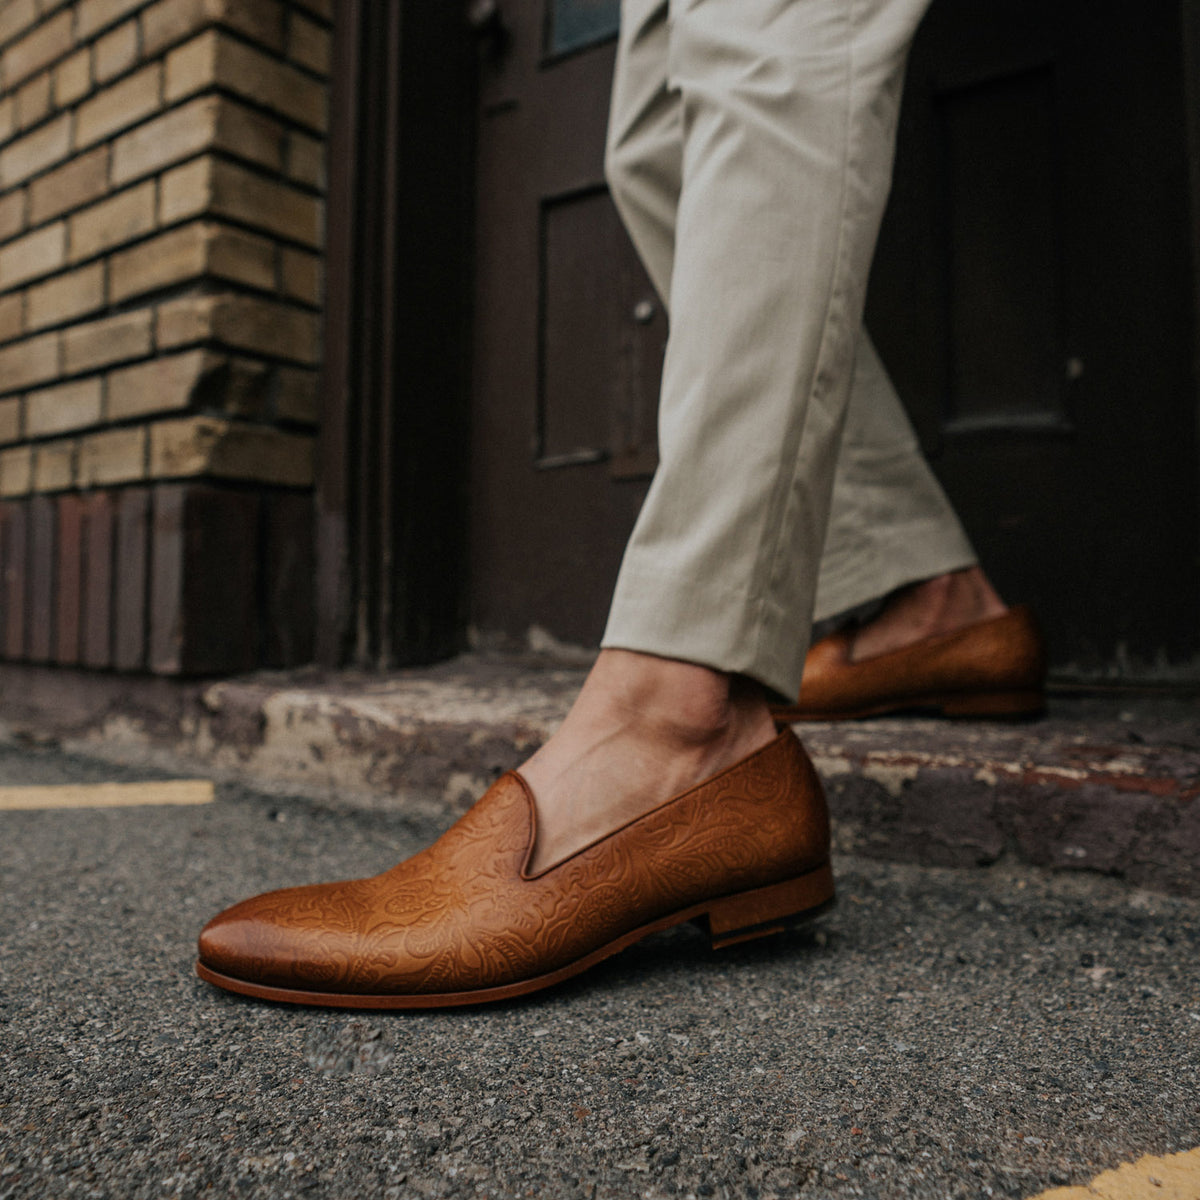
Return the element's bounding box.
[197,728,830,1001]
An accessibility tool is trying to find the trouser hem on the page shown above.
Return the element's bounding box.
[602,564,803,702]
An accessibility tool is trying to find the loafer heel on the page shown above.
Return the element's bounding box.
[704,863,835,949]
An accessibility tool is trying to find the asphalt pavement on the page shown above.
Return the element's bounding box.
[1,738,1198,1200]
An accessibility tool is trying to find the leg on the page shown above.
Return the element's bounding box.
[606,0,996,675]
[815,331,1005,662]
[195,0,933,1008]
[524,0,771,872]
[529,0,936,867]
[602,0,934,695]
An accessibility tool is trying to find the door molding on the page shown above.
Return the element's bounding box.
[317,0,476,667]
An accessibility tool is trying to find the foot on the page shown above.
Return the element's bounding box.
[849,566,1006,662]
[520,649,777,874]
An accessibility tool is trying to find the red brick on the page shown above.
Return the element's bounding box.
[113,485,149,669]
[0,501,29,660]
[26,493,54,662]
[82,491,114,668]
[55,492,84,663]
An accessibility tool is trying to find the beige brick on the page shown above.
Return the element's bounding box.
[108,220,206,299]
[273,365,316,423]
[114,96,285,196]
[106,346,217,419]
[32,439,75,491]
[162,28,215,101]
[217,296,320,364]
[213,355,270,416]
[154,292,318,363]
[0,95,14,143]
[16,70,53,129]
[284,131,324,189]
[74,64,163,149]
[26,262,107,330]
[68,181,156,262]
[0,397,21,443]
[0,0,39,50]
[166,30,326,131]
[142,0,285,58]
[0,390,20,437]
[0,293,23,344]
[288,11,330,76]
[157,154,208,222]
[1,9,72,89]
[0,113,71,189]
[62,308,153,373]
[280,246,320,305]
[77,0,147,40]
[25,376,103,436]
[109,220,276,301]
[149,413,313,485]
[214,97,285,172]
[0,221,66,289]
[148,411,224,476]
[28,145,110,225]
[211,422,314,486]
[94,19,140,82]
[53,47,92,107]
[111,95,218,184]
[206,223,274,290]
[0,189,26,241]
[0,330,58,392]
[204,157,322,246]
[0,445,33,496]
[78,424,145,486]
[154,292,213,347]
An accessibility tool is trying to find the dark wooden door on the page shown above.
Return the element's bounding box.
[866,0,1200,675]
[470,0,665,650]
[470,0,1200,675]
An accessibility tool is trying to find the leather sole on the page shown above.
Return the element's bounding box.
[774,688,1045,722]
[194,862,835,1010]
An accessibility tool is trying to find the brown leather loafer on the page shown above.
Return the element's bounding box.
[772,605,1046,721]
[196,728,833,1009]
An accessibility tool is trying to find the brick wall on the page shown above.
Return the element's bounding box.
[0,0,330,673]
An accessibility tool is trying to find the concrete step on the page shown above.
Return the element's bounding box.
[0,659,1196,895]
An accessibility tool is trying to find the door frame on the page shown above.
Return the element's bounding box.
[316,0,477,668]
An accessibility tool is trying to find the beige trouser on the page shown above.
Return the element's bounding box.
[600,0,976,699]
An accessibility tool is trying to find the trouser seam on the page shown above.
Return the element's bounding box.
[748,0,861,677]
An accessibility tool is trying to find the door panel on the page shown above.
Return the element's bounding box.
[471,7,663,648]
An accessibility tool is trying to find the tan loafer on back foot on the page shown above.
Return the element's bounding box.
[195,728,833,1010]
[772,605,1047,722]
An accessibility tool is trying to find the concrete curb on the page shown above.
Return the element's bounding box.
[1,660,1196,895]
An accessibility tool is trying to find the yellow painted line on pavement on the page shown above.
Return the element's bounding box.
[1030,1147,1200,1199]
[0,780,214,810]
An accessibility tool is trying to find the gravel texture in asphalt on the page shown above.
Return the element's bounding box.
[1,740,1198,1200]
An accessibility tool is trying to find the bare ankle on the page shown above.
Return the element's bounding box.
[585,650,765,747]
[849,567,1007,661]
